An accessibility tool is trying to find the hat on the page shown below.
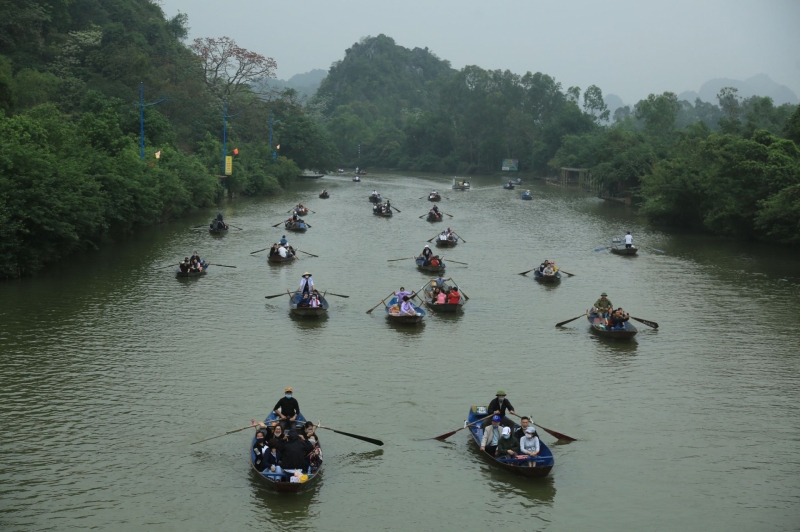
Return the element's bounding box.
[525,426,536,434]
[302,272,312,277]
[424,245,430,248]
[496,390,506,396]
[601,292,608,296]
[502,426,511,436]
[285,386,293,392]
[491,414,502,422]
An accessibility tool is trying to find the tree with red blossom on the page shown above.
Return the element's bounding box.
[189,36,277,101]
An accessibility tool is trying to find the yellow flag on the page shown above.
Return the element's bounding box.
[155,151,161,159]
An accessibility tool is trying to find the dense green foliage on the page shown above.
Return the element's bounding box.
[0,0,336,277]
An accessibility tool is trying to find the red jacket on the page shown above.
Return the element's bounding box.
[447,292,460,304]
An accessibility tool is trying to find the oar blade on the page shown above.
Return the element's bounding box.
[535,423,577,443]
[555,314,585,327]
[320,426,383,446]
[432,428,460,441]
[632,316,659,329]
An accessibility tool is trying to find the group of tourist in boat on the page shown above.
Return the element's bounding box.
[437,227,456,243]
[178,251,204,273]
[268,237,296,259]
[209,213,227,230]
[479,390,540,466]
[420,245,443,266]
[537,260,558,276]
[373,200,392,214]
[429,285,461,305]
[592,292,630,329]
[285,210,305,228]
[252,387,322,478]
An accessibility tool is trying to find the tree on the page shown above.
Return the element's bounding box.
[190,36,277,101]
[717,87,741,134]
[785,104,800,145]
[583,85,610,122]
[635,92,680,137]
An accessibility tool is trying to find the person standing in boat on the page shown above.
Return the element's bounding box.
[488,390,516,418]
[385,199,391,212]
[624,231,633,248]
[273,387,300,429]
[279,235,289,246]
[298,272,315,296]
[434,274,447,288]
[593,292,613,318]
[421,245,433,263]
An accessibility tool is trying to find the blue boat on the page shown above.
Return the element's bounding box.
[285,220,308,232]
[289,290,329,317]
[466,406,554,478]
[415,256,446,273]
[521,192,533,200]
[587,310,638,339]
[385,296,426,324]
[250,412,322,492]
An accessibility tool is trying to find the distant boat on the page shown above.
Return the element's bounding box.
[452,178,470,190]
[298,173,324,179]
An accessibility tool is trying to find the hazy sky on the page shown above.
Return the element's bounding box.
[160,0,800,103]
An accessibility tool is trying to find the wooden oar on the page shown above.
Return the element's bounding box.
[559,270,576,277]
[631,316,659,329]
[366,291,396,314]
[228,224,243,230]
[387,257,413,262]
[418,214,427,219]
[427,235,438,243]
[443,258,468,266]
[265,292,288,299]
[190,419,256,445]
[326,292,350,298]
[556,313,586,327]
[208,263,236,268]
[272,221,284,227]
[594,246,608,252]
[517,267,537,276]
[389,205,401,213]
[154,263,179,270]
[510,413,577,442]
[441,211,454,218]
[250,247,269,255]
[297,250,319,257]
[452,232,466,243]
[430,414,492,441]
[317,423,383,446]
[646,247,666,254]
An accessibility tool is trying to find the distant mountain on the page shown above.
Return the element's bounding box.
[268,69,328,99]
[678,91,700,102]
[603,93,626,114]
[695,75,798,105]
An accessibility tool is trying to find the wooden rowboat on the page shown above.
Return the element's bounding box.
[434,234,458,247]
[319,193,330,199]
[209,220,228,234]
[426,212,443,222]
[250,412,321,492]
[610,245,638,256]
[503,183,515,190]
[421,279,465,313]
[373,208,392,217]
[289,291,329,317]
[521,193,533,200]
[175,261,209,278]
[368,194,382,203]
[268,255,297,264]
[533,270,561,283]
[297,174,324,179]
[353,176,361,182]
[285,221,308,232]
[466,406,554,478]
[452,179,470,190]
[415,256,446,273]
[587,310,638,339]
[385,296,426,324]
[293,207,309,216]
[428,193,441,202]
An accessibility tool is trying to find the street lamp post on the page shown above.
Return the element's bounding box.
[134,82,166,160]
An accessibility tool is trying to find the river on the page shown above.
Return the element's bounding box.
[1,173,799,531]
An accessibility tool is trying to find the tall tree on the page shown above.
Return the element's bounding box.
[190,36,277,101]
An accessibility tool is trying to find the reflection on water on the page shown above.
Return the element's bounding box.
[247,470,320,528]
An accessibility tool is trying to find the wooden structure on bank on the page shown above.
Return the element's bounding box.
[558,167,632,205]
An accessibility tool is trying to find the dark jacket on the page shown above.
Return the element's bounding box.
[279,433,313,470]
[253,439,268,471]
[273,397,299,419]
[496,434,519,456]
[265,449,281,469]
[488,397,514,418]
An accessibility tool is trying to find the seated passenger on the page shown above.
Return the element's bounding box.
[278,431,314,474]
[278,245,288,258]
[496,426,519,457]
[610,308,630,329]
[519,426,540,467]
[430,256,440,267]
[543,264,554,276]
[190,258,202,272]
[538,260,549,273]
[303,421,319,445]
[253,430,269,472]
[436,290,447,304]
[298,293,311,307]
[309,294,320,308]
[286,246,295,258]
[400,295,417,316]
[447,288,460,304]
[191,251,202,263]
[268,425,286,449]
[268,244,278,257]
[265,444,283,476]
[179,258,190,273]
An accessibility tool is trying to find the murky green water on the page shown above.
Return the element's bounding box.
[1,173,799,531]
